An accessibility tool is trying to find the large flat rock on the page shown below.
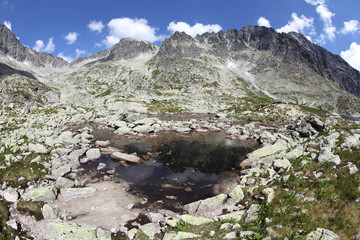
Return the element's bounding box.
[111,152,142,163]
[60,187,96,199]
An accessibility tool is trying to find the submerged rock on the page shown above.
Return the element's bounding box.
[111,152,142,163]
[86,148,101,161]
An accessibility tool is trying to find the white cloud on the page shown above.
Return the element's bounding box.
[33,40,45,52]
[57,52,74,63]
[257,17,271,28]
[4,20,11,30]
[304,0,336,43]
[316,5,336,41]
[103,17,165,47]
[2,0,8,5]
[341,42,360,71]
[88,20,104,33]
[33,37,55,53]
[304,0,325,5]
[75,49,86,58]
[277,13,316,36]
[64,32,78,45]
[167,21,222,37]
[44,37,55,52]
[341,20,360,34]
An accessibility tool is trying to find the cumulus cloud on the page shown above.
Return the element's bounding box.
[75,49,86,58]
[57,52,74,63]
[44,37,55,52]
[33,37,55,53]
[88,20,104,33]
[304,0,325,5]
[341,42,360,71]
[64,32,78,45]
[277,13,316,36]
[4,20,11,30]
[257,17,271,28]
[341,20,360,34]
[167,21,222,37]
[103,17,165,47]
[316,5,336,40]
[304,0,336,43]
[33,40,45,52]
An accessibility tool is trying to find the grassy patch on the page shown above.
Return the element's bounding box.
[147,100,183,113]
[17,200,44,221]
[152,69,161,79]
[0,152,48,188]
[96,87,113,98]
[263,150,360,239]
[298,105,328,115]
[0,201,9,237]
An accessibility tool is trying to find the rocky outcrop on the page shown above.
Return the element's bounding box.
[0,23,69,68]
[158,25,360,97]
[106,38,159,61]
[43,222,111,240]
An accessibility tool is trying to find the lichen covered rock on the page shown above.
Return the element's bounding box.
[43,222,111,240]
[22,186,57,202]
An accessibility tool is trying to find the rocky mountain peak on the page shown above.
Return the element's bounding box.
[0,23,27,61]
[155,25,360,97]
[106,37,159,61]
[0,23,69,69]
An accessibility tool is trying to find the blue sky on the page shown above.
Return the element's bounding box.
[1,0,359,70]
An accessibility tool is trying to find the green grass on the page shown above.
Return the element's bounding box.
[262,149,360,239]
[17,200,44,221]
[0,151,48,188]
[147,100,184,113]
[299,105,328,115]
[96,87,113,98]
[152,69,161,79]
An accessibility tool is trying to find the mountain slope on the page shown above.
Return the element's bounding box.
[147,26,360,113]
[0,24,69,69]
[1,24,360,115]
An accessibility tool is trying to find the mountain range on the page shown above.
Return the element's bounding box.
[1,23,360,115]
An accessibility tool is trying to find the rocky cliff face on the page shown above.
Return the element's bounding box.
[106,38,159,61]
[156,26,360,97]
[0,23,69,69]
[147,25,360,113]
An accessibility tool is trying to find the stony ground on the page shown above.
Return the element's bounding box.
[1,100,360,240]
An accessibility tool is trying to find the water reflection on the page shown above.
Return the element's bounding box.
[84,130,259,209]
